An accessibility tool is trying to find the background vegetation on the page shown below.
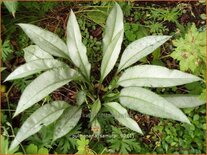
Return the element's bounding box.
[1,1,206,154]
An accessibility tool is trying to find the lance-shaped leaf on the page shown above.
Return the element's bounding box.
[118,36,171,72]
[67,10,91,80]
[119,87,190,124]
[90,99,101,122]
[102,3,124,54]
[3,1,18,17]
[100,3,124,82]
[18,23,69,59]
[101,30,123,81]
[9,101,69,151]
[13,67,80,117]
[118,65,201,87]
[104,102,143,134]
[163,95,205,108]
[5,59,68,81]
[24,45,53,62]
[53,106,82,141]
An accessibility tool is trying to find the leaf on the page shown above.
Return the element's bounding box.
[5,59,68,81]
[101,30,123,82]
[91,118,101,136]
[119,87,190,124]
[86,9,107,27]
[9,101,69,150]
[90,99,101,122]
[67,10,91,80]
[104,102,143,134]
[76,90,86,106]
[26,144,38,154]
[118,36,171,72]
[38,148,49,154]
[103,3,124,54]
[76,135,94,154]
[18,23,69,59]
[100,3,124,82]
[53,106,82,141]
[118,65,201,87]
[1,67,6,72]
[3,1,18,17]
[23,45,53,62]
[162,95,205,108]
[13,67,80,117]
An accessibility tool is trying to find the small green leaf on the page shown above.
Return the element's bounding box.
[76,91,86,106]
[90,99,101,122]
[38,148,49,154]
[26,144,38,154]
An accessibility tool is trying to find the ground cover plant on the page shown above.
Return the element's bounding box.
[1,1,206,154]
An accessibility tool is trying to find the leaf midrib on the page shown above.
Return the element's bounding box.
[119,76,196,83]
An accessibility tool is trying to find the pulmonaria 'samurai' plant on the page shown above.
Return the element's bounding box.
[6,3,205,150]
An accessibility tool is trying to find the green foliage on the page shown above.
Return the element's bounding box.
[0,135,20,154]
[171,23,206,100]
[107,127,140,154]
[19,1,58,16]
[1,39,13,62]
[76,135,95,154]
[55,124,81,154]
[171,23,206,78]
[124,23,148,43]
[25,144,49,154]
[152,105,206,154]
[149,8,181,23]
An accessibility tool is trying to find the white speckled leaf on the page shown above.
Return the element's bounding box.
[163,95,205,108]
[102,3,124,54]
[5,59,68,81]
[118,65,201,87]
[119,87,190,124]
[53,106,82,141]
[24,45,53,62]
[13,67,80,117]
[118,36,171,72]
[18,23,69,59]
[67,10,91,80]
[100,3,124,81]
